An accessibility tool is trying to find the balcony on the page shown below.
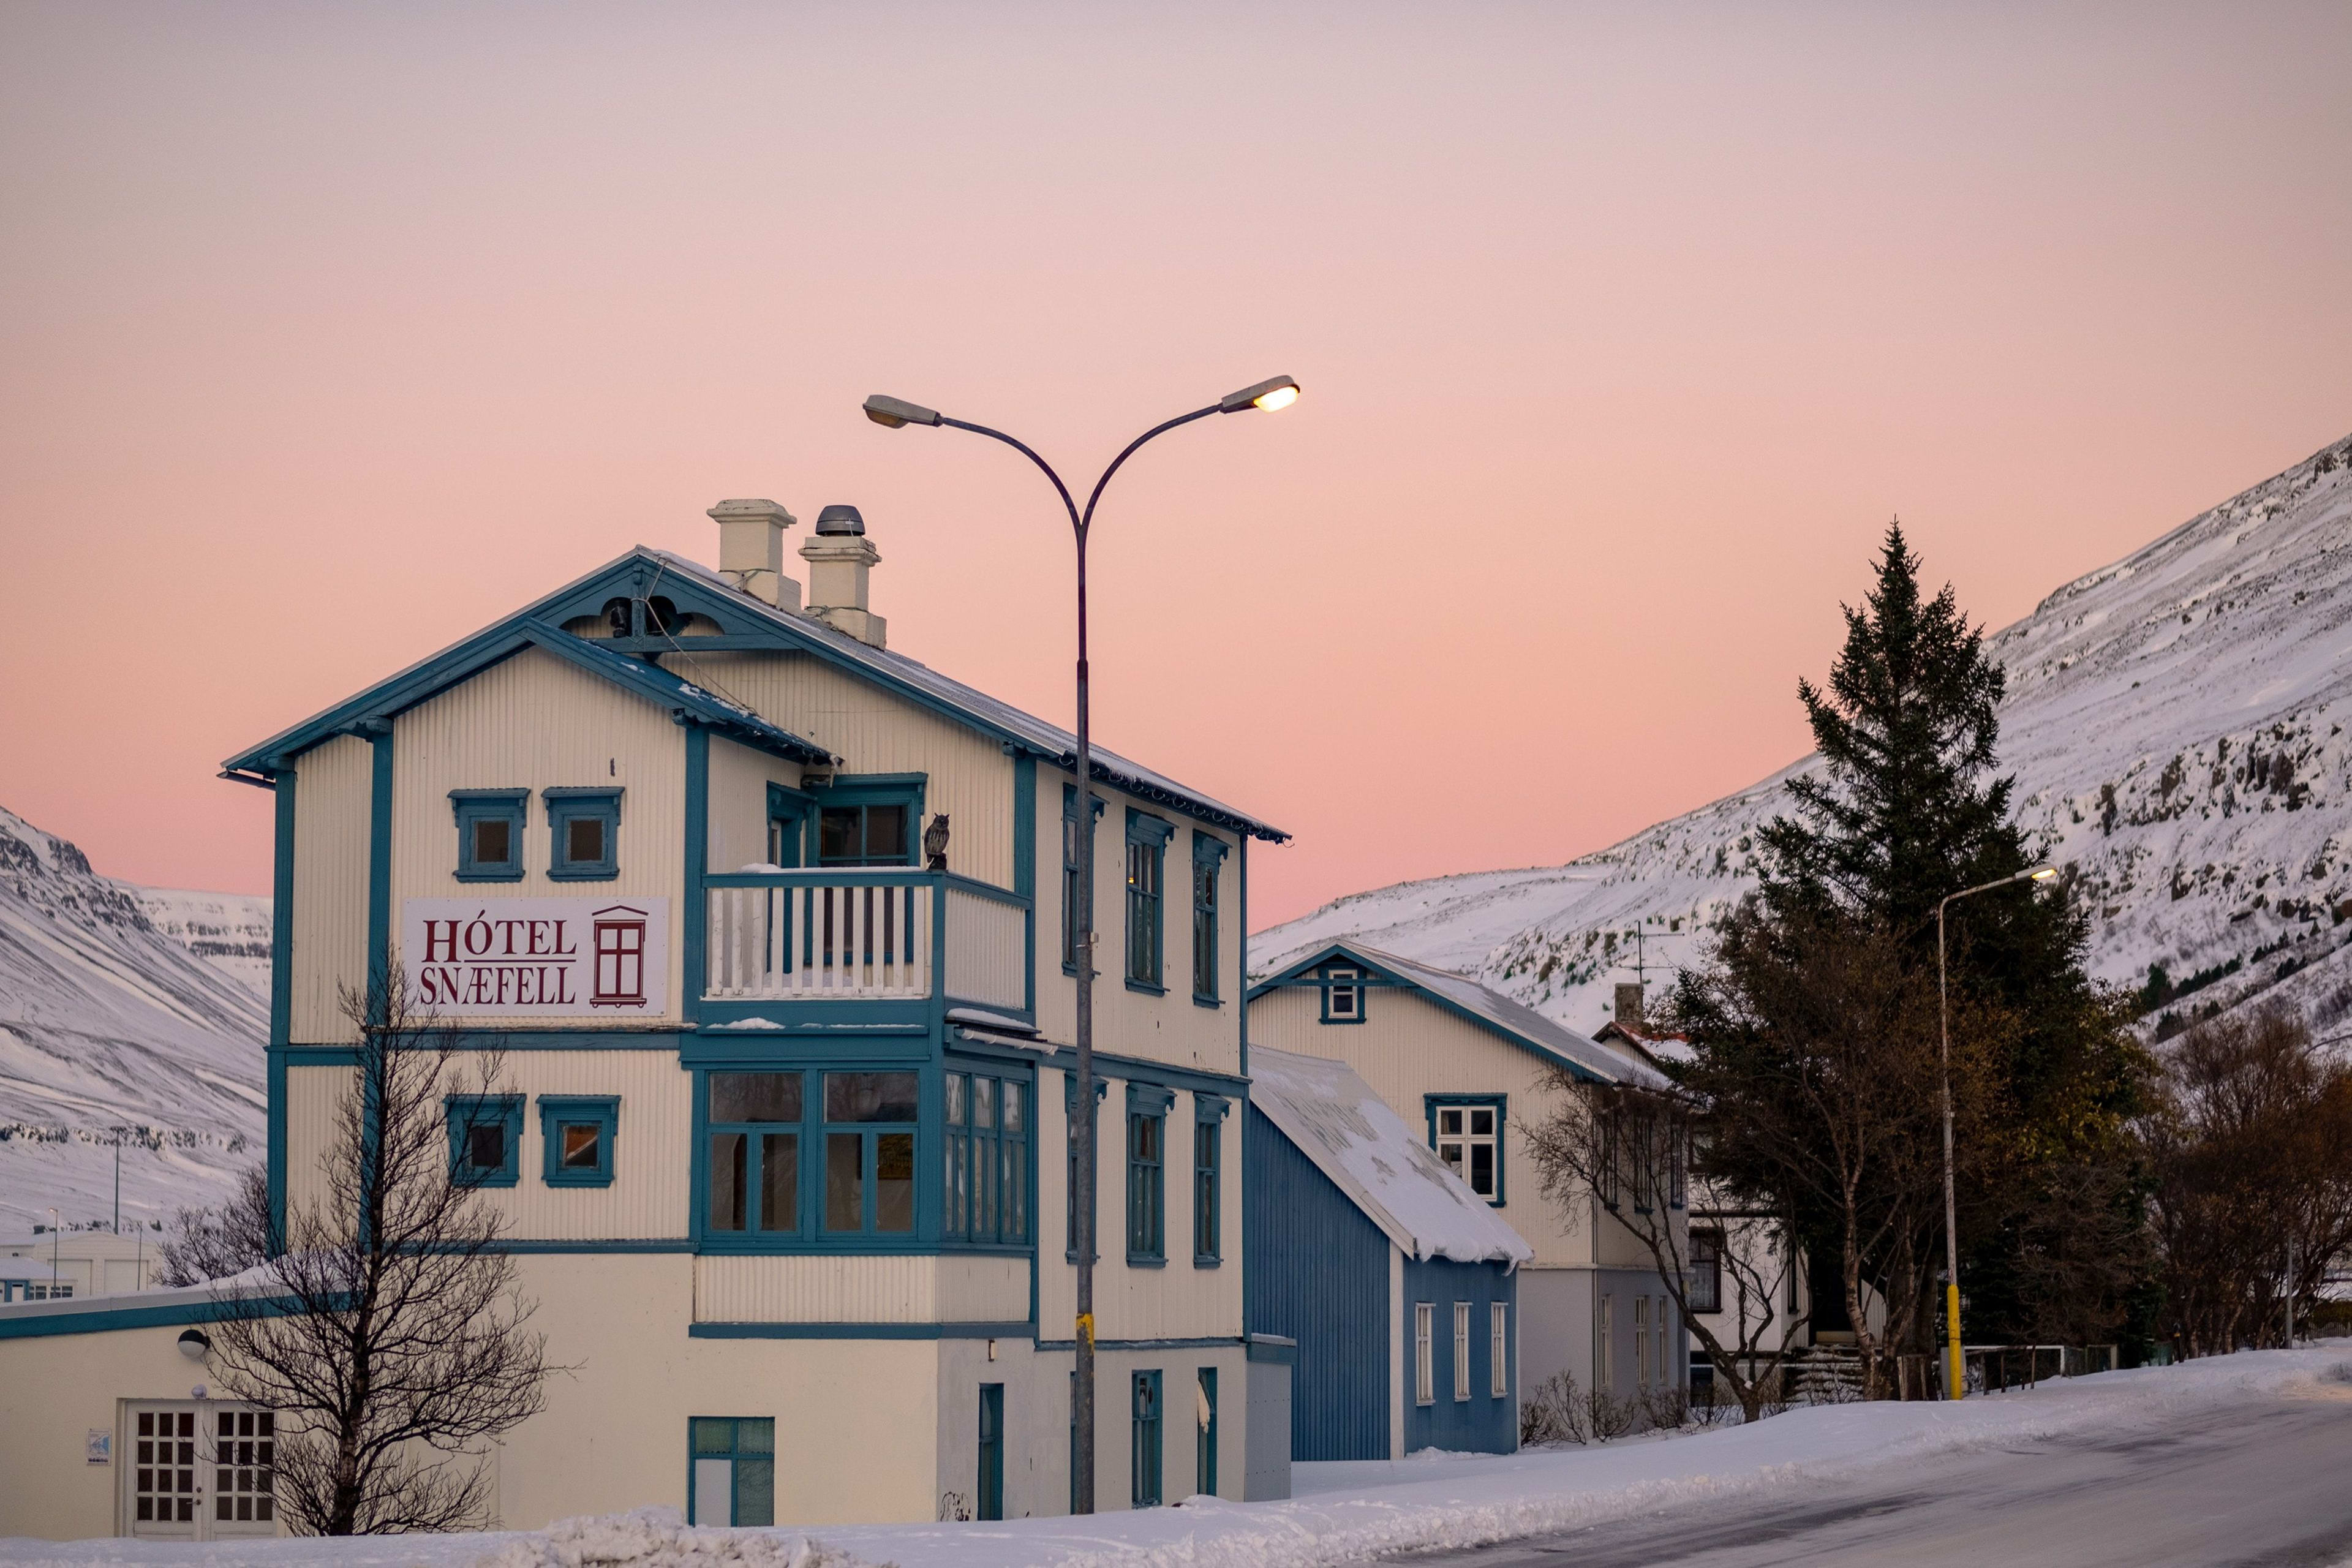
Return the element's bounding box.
[703,869,1029,1014]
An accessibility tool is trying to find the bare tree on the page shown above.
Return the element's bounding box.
[1669,901,1961,1398]
[200,985,557,1534]
[2143,1007,2352,1358]
[1523,1076,1804,1422]
[160,1165,273,1288]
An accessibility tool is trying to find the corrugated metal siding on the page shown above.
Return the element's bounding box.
[1246,985,1597,1267]
[695,1254,948,1322]
[289,734,372,1043]
[1031,778,1240,1077]
[706,734,803,873]
[933,1256,1029,1322]
[437,1049,692,1240]
[1399,1255,1518,1455]
[1245,1104,1390,1460]
[390,646,685,1027]
[282,1064,355,1234]
[941,886,1024,1009]
[1035,1071,1244,1345]
[662,650,1017,892]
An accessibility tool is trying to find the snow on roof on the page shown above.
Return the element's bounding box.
[1332,944,1668,1088]
[641,551,1284,842]
[1248,1046,1534,1268]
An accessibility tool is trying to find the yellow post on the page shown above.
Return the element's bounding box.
[1945,1281,1964,1400]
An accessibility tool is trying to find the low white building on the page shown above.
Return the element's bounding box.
[0,1231,167,1303]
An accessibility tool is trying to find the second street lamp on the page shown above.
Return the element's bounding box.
[1936,862,2058,1401]
[861,375,1300,1512]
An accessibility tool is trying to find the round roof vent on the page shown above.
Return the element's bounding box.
[815,504,865,537]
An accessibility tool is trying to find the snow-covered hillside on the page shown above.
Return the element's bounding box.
[0,809,268,1231]
[1256,433,2352,1040]
[117,881,273,996]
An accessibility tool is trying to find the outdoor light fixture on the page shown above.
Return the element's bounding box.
[862,394,942,429]
[2030,867,2059,881]
[178,1329,211,1361]
[855,373,1300,1512]
[1218,374,1301,413]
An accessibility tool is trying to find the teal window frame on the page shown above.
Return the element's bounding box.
[538,1095,619,1186]
[977,1383,1005,1521]
[1062,785,1102,975]
[1190,832,1227,1006]
[1425,1093,1507,1206]
[810,774,924,868]
[1193,1094,1227,1265]
[1126,1084,1171,1265]
[1196,1366,1218,1497]
[445,1094,524,1188]
[687,1417,774,1527]
[944,1069,1030,1247]
[699,1070,807,1243]
[1131,1368,1163,1508]
[1125,810,1172,994]
[450,790,527,883]
[543,787,622,881]
[821,1070,921,1237]
[1320,963,1368,1024]
[764,780,814,868]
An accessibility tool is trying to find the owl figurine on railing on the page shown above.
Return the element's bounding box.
[924,813,951,872]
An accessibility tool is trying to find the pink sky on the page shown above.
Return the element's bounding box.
[2,4,2347,929]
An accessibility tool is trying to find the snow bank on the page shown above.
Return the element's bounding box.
[472,1509,869,1568]
[6,1351,2346,1568]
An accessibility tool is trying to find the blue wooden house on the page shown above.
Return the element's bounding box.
[1245,1046,1532,1460]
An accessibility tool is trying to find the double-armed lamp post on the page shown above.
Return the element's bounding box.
[1936,862,2058,1401]
[862,375,1300,1512]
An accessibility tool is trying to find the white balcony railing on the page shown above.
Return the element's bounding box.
[703,870,1028,1011]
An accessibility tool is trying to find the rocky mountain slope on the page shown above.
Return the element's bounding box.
[0,808,268,1232]
[1255,434,2352,1042]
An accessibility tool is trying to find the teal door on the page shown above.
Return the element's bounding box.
[1195,1367,1218,1498]
[1131,1370,1163,1507]
[977,1384,1004,1521]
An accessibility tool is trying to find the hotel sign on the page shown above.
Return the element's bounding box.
[401,897,669,1017]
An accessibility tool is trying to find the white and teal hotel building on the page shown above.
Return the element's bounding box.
[0,500,1291,1539]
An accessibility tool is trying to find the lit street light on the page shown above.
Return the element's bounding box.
[1937,862,2059,1400]
[862,375,1300,1511]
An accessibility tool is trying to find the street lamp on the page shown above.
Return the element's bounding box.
[1936,862,2058,1400]
[861,374,1300,1512]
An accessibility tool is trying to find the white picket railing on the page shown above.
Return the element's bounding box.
[704,872,1035,1006]
[706,876,933,1000]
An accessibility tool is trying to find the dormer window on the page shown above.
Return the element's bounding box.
[1322,965,1365,1023]
[451,791,528,882]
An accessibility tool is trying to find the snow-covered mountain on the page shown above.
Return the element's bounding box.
[1256,433,2352,1041]
[0,809,268,1231]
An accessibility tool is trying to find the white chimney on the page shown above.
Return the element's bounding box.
[709,499,801,610]
[799,504,887,649]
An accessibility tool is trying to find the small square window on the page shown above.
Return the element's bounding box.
[447,1095,524,1186]
[540,1095,619,1186]
[451,791,527,882]
[545,788,622,881]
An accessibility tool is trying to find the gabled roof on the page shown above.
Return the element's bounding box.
[222,545,1285,841]
[1249,1046,1533,1267]
[1249,941,1665,1088]
[223,616,830,778]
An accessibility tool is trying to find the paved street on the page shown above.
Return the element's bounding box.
[1389,1391,2352,1568]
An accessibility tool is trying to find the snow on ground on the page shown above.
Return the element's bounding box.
[7,1348,2348,1568]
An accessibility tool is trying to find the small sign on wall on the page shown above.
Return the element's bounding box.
[87,1428,110,1464]
[401,898,670,1017]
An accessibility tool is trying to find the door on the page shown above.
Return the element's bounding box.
[976,1384,1004,1521]
[123,1401,276,1540]
[1195,1368,1218,1499]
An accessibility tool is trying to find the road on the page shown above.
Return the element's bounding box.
[1389,1393,2352,1568]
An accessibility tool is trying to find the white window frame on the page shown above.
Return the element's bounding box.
[1490,1302,1509,1397]
[1452,1302,1472,1401]
[1634,1295,1651,1390]
[1414,1302,1434,1405]
[1325,966,1363,1021]
[1655,1296,1672,1387]
[1597,1294,1613,1389]
[122,1400,276,1542]
[1433,1102,1501,1202]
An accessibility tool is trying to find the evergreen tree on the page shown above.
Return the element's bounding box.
[1680,522,2149,1357]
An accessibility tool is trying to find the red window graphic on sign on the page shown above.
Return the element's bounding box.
[591,907,649,1008]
